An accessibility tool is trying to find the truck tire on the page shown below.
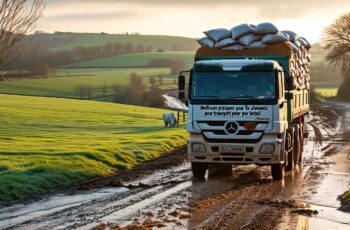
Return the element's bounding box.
[271,163,285,181]
[299,123,304,164]
[286,128,294,171]
[191,162,208,178]
[292,124,301,165]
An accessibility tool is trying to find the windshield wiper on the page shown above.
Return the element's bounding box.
[227,96,257,99]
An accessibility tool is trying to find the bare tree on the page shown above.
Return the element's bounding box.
[322,12,350,78]
[75,85,93,99]
[0,0,45,68]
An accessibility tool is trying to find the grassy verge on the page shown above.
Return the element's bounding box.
[339,189,350,206]
[0,94,188,206]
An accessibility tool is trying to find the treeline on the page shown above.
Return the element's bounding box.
[75,72,166,107]
[9,42,153,75]
[147,59,186,74]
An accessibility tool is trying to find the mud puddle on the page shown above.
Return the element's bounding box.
[0,187,129,229]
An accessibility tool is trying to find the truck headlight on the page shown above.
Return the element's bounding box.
[259,143,275,154]
[192,143,206,153]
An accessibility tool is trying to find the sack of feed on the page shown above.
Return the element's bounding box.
[238,33,262,46]
[231,23,255,40]
[204,28,231,42]
[214,38,236,48]
[247,40,267,49]
[223,44,244,50]
[198,37,215,48]
[255,22,279,35]
[261,33,288,44]
[281,30,298,43]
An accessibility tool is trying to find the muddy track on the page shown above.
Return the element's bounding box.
[1,103,350,230]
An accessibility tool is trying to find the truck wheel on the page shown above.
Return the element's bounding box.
[286,128,294,171]
[271,163,285,181]
[292,124,300,165]
[286,148,294,171]
[299,124,304,164]
[191,162,208,178]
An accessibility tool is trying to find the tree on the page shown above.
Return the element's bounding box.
[158,74,164,86]
[323,12,350,100]
[136,44,145,53]
[101,84,108,97]
[323,13,350,77]
[149,84,164,107]
[149,77,157,86]
[147,58,186,74]
[0,0,45,68]
[75,85,93,99]
[111,83,122,95]
[122,72,146,105]
[25,58,52,76]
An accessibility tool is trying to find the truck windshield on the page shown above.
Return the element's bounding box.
[191,71,276,100]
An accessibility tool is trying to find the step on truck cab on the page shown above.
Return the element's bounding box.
[178,44,310,180]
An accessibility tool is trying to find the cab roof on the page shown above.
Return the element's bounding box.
[194,59,281,72]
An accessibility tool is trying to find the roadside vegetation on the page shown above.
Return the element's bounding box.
[0,94,188,206]
[339,189,350,210]
[322,12,350,101]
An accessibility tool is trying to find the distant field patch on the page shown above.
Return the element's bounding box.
[43,33,197,51]
[313,88,338,97]
[311,82,339,98]
[0,95,188,206]
[65,52,195,68]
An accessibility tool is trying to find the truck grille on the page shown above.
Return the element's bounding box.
[197,121,269,141]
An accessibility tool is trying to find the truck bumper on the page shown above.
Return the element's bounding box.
[188,133,284,165]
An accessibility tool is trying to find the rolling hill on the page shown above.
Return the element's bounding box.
[65,51,195,68]
[0,67,173,98]
[0,94,188,205]
[24,33,198,52]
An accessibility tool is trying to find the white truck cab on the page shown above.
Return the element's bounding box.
[179,59,309,180]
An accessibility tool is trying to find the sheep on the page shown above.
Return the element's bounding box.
[162,112,178,128]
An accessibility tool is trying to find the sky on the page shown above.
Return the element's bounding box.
[35,0,350,43]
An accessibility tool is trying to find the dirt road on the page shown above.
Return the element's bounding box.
[1,103,350,230]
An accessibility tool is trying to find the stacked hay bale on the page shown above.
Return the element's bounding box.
[197,23,311,90]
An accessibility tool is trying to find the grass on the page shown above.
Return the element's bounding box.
[0,67,176,98]
[311,82,339,98]
[313,88,338,97]
[340,189,350,206]
[0,94,188,206]
[65,51,195,68]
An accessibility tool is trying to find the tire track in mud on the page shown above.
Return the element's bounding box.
[1,104,349,230]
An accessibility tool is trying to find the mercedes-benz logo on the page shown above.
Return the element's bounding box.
[225,121,239,135]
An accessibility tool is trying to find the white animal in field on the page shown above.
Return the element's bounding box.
[162,112,178,128]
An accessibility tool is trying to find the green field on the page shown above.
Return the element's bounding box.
[0,94,188,205]
[65,51,195,68]
[0,67,176,98]
[314,88,338,97]
[311,82,339,98]
[25,33,197,52]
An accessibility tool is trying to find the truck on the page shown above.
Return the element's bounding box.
[178,42,310,181]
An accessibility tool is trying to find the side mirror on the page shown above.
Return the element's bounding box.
[178,74,185,91]
[285,92,294,100]
[179,91,185,100]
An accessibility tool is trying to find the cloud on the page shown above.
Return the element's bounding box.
[44,11,140,21]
